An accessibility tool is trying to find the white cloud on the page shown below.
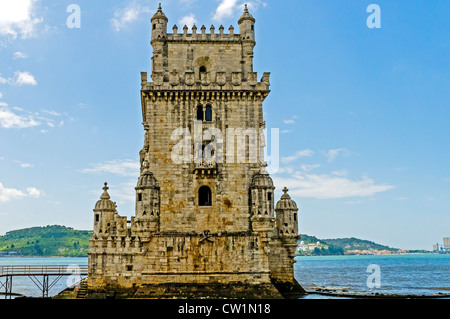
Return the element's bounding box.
[110,180,136,203]
[13,160,34,168]
[14,71,37,86]
[81,159,140,177]
[0,106,40,129]
[300,164,320,172]
[111,2,150,32]
[281,149,314,164]
[283,115,297,125]
[0,92,3,98]
[26,187,40,198]
[324,148,349,162]
[41,109,61,116]
[213,0,239,21]
[273,173,394,199]
[179,14,197,28]
[0,0,43,39]
[0,182,41,202]
[212,0,267,22]
[0,71,37,86]
[13,51,27,59]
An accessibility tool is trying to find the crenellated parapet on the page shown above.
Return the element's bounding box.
[141,71,270,93]
[168,24,244,42]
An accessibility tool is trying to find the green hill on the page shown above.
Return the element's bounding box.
[322,237,398,252]
[0,225,92,257]
[297,234,399,256]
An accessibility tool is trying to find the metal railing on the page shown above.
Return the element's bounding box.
[0,265,88,277]
[0,265,88,298]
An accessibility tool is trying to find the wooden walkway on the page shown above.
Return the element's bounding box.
[0,265,88,298]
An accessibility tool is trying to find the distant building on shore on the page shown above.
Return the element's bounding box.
[444,237,450,249]
[433,237,450,253]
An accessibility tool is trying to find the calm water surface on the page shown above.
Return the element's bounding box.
[295,254,450,297]
[1,254,449,298]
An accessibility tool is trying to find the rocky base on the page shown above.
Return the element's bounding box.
[55,279,307,299]
[271,278,307,299]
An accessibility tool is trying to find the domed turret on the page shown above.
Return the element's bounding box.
[238,4,255,41]
[93,182,117,236]
[250,166,275,217]
[151,3,168,41]
[275,187,299,238]
[136,169,159,189]
[238,4,255,81]
[94,182,116,212]
[275,187,298,211]
[135,163,160,230]
[252,169,274,189]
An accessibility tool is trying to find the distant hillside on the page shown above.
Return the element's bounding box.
[0,225,92,257]
[298,234,399,256]
[322,237,398,252]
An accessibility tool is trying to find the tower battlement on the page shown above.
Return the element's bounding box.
[168,25,242,40]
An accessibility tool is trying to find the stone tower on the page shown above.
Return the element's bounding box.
[86,4,305,299]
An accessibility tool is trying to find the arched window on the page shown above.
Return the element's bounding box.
[196,105,203,121]
[205,105,212,122]
[199,66,207,80]
[198,186,212,206]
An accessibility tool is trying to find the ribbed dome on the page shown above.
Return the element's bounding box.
[136,169,159,189]
[251,166,274,188]
[238,4,255,24]
[94,182,116,211]
[151,3,168,22]
[275,187,298,210]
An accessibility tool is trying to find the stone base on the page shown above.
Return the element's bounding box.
[271,278,307,299]
[87,282,283,299]
[55,279,307,299]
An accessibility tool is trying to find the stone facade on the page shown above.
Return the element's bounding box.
[86,4,305,299]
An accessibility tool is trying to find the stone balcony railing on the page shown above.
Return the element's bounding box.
[194,160,217,178]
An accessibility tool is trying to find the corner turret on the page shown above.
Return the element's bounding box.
[134,161,160,234]
[93,182,116,236]
[238,4,255,41]
[275,187,300,259]
[238,4,255,80]
[151,3,168,41]
[275,187,299,238]
[151,3,168,81]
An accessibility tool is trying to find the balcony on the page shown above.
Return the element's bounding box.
[194,160,217,178]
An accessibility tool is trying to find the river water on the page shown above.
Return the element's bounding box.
[1,254,449,298]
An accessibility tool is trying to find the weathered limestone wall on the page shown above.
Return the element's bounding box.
[88,232,271,289]
[142,94,265,233]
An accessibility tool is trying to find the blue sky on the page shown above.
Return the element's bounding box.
[0,0,449,250]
